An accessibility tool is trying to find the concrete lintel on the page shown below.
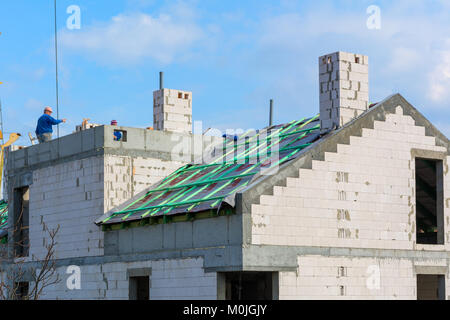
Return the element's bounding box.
[204,266,297,273]
[414,266,448,275]
[3,244,450,276]
[242,244,450,270]
[103,148,182,162]
[7,149,105,177]
[12,171,33,189]
[411,149,447,160]
[1,245,244,273]
[127,267,152,278]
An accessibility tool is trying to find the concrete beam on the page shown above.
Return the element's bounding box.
[6,125,222,176]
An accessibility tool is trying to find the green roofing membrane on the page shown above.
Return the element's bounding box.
[0,200,8,242]
[100,115,322,226]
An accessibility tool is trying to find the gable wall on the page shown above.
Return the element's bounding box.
[251,106,450,250]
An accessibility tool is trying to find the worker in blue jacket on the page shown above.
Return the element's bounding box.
[35,106,67,143]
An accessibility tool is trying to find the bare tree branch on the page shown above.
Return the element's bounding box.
[0,198,61,300]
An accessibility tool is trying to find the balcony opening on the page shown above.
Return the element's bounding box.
[415,158,444,244]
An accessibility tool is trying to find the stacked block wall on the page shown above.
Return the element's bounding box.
[319,51,369,133]
[38,257,216,300]
[27,155,186,260]
[252,106,450,250]
[153,89,192,133]
[28,157,105,260]
[104,155,186,211]
[279,255,450,300]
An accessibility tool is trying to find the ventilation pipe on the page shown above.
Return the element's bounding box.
[269,99,274,127]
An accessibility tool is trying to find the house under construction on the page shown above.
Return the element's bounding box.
[0,51,449,300]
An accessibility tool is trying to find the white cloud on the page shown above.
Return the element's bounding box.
[32,67,46,80]
[387,47,421,72]
[52,1,450,126]
[428,40,450,103]
[126,0,156,9]
[245,2,450,112]
[24,98,44,111]
[7,65,46,81]
[60,11,204,65]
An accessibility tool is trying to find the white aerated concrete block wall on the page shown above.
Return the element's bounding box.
[279,256,417,300]
[154,88,192,134]
[28,154,186,260]
[29,157,105,260]
[319,52,369,134]
[38,257,216,300]
[104,155,186,211]
[252,106,450,251]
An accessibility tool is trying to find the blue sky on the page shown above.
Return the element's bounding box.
[1,0,450,146]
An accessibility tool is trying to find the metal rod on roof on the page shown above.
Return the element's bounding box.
[54,0,60,139]
[0,98,4,145]
[269,99,273,127]
[159,71,164,90]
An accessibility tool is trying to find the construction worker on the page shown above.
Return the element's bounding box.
[111,120,122,141]
[35,106,66,143]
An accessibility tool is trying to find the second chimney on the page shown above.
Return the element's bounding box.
[153,88,192,134]
[152,71,193,134]
[319,51,369,134]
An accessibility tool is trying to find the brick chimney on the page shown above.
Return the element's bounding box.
[153,73,192,134]
[319,52,369,134]
[153,89,192,134]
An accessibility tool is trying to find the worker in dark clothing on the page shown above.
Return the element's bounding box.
[35,106,66,143]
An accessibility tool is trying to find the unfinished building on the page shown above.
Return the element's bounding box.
[0,51,449,300]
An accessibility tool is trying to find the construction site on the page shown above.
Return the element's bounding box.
[0,50,449,300]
